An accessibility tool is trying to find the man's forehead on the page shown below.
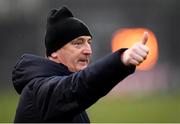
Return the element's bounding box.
[74,36,92,41]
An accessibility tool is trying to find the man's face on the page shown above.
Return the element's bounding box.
[51,36,92,72]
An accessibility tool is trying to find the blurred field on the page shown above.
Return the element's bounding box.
[0,90,179,122]
[0,90,19,122]
[87,91,180,123]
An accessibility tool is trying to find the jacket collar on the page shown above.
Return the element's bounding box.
[12,54,72,94]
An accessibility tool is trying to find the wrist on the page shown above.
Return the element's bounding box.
[121,51,128,66]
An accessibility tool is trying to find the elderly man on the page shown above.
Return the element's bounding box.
[12,6,149,123]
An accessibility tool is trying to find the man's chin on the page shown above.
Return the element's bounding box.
[77,65,88,71]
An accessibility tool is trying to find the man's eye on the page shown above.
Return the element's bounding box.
[73,42,81,45]
[88,41,92,45]
[77,42,81,45]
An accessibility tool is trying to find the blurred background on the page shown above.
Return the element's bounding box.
[0,0,179,122]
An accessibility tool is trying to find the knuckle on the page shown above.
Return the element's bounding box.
[129,52,134,58]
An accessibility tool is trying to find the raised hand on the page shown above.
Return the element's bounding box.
[121,32,149,66]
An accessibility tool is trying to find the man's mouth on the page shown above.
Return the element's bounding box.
[78,58,89,65]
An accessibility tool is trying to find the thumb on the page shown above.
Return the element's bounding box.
[141,32,149,45]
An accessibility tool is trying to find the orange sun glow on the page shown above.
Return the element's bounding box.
[111,28,158,70]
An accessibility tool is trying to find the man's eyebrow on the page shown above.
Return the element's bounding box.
[76,37,92,41]
[89,37,92,40]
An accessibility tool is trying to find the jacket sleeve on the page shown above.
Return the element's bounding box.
[34,49,135,121]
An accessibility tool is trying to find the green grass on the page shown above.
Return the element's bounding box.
[0,90,19,122]
[0,90,179,122]
[87,92,180,123]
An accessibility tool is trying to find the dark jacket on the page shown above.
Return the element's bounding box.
[12,49,135,123]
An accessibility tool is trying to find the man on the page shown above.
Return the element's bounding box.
[12,6,149,123]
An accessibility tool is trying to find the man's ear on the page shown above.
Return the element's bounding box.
[51,52,58,58]
[48,51,60,63]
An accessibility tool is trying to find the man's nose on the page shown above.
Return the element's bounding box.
[82,43,92,55]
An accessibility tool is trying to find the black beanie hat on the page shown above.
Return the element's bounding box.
[45,6,92,56]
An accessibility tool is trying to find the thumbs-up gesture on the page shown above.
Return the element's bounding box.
[121,32,149,66]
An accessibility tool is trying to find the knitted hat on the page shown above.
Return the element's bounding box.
[45,6,92,56]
